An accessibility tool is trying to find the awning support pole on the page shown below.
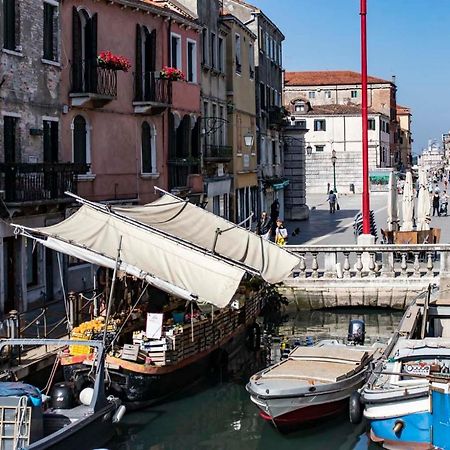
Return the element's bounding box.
[103,235,123,347]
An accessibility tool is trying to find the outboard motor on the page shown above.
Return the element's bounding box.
[51,382,74,410]
[348,319,365,345]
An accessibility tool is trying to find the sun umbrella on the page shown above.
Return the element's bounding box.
[416,168,431,231]
[387,171,399,232]
[401,171,414,231]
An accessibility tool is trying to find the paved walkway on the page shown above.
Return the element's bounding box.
[285,191,450,246]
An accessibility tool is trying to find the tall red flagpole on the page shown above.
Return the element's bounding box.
[360,0,370,234]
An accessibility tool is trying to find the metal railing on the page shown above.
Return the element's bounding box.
[168,158,200,190]
[0,162,89,203]
[268,106,286,127]
[204,145,233,161]
[134,71,172,104]
[71,60,118,97]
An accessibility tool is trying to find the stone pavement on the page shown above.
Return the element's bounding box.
[285,191,450,246]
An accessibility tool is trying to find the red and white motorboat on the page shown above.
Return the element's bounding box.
[247,340,383,430]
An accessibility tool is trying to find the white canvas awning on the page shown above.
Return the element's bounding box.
[113,193,300,284]
[14,204,245,308]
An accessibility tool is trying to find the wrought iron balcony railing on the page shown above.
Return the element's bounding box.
[71,60,117,98]
[0,162,89,203]
[134,72,172,105]
[204,145,233,162]
[168,157,200,189]
[268,106,287,128]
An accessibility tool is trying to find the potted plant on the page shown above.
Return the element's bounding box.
[97,51,131,72]
[160,66,185,81]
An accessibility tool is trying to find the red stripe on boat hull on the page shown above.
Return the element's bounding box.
[259,399,348,429]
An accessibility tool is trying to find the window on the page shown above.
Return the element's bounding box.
[351,90,358,98]
[218,37,224,72]
[201,28,208,65]
[170,33,181,69]
[43,119,58,163]
[235,33,241,73]
[135,25,157,102]
[72,115,90,173]
[315,145,325,152]
[3,0,19,51]
[187,39,196,82]
[381,121,385,132]
[3,115,18,162]
[141,121,156,174]
[264,32,269,56]
[309,91,316,99]
[272,140,277,165]
[295,101,305,112]
[295,120,306,128]
[368,118,376,130]
[210,32,216,69]
[314,119,326,131]
[219,106,225,145]
[325,90,331,99]
[26,239,39,287]
[43,1,58,61]
[249,41,255,79]
[260,83,266,111]
[386,122,390,134]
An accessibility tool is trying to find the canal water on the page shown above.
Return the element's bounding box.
[106,308,403,450]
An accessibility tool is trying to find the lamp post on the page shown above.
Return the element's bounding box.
[331,149,337,192]
[244,131,254,149]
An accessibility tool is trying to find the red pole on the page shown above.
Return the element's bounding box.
[360,0,370,234]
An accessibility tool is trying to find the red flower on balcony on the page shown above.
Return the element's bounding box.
[97,51,131,72]
[160,66,185,81]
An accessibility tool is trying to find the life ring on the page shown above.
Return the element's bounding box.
[349,391,363,424]
[246,323,261,351]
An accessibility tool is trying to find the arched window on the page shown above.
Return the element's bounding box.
[141,121,156,174]
[72,115,90,173]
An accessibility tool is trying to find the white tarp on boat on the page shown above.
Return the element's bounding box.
[113,193,300,284]
[15,205,245,308]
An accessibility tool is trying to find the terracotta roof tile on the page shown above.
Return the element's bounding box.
[285,70,391,86]
[286,102,382,116]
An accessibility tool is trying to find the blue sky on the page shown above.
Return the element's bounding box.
[251,0,450,154]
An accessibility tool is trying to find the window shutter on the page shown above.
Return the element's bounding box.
[51,121,59,162]
[72,7,82,91]
[144,29,153,100]
[135,24,142,101]
[150,29,156,71]
[3,116,16,163]
[88,14,98,93]
[43,121,51,162]
[73,116,87,166]
[141,122,151,173]
[3,0,16,50]
[43,3,53,60]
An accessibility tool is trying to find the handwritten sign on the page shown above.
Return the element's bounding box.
[146,313,163,339]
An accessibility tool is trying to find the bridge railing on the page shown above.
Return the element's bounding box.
[286,244,450,280]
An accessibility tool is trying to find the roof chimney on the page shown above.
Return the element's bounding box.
[391,75,396,85]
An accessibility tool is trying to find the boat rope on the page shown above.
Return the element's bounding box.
[43,355,60,395]
[56,252,71,332]
[107,282,149,352]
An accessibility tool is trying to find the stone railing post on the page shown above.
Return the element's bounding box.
[343,252,351,278]
[381,250,395,277]
[427,252,434,276]
[298,253,307,278]
[401,253,408,277]
[355,252,363,278]
[311,253,319,278]
[440,250,450,276]
[324,252,337,278]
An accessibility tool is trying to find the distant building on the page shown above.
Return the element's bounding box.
[284,71,403,169]
[397,105,413,170]
[419,143,444,170]
[285,100,390,194]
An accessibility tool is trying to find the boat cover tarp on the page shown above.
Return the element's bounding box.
[18,205,245,308]
[113,193,300,284]
[0,382,42,406]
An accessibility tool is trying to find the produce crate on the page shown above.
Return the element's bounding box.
[69,332,93,356]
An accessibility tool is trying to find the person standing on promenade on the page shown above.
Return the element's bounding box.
[274,218,288,247]
[270,199,280,235]
[327,190,337,214]
[432,189,441,216]
[256,211,272,239]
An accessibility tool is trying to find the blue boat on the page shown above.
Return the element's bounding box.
[354,285,450,449]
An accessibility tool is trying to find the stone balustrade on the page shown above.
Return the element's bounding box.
[281,244,450,310]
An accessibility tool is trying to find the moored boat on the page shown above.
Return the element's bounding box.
[247,335,384,430]
[357,284,450,449]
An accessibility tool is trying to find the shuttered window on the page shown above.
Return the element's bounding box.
[3,116,17,163]
[43,120,58,162]
[3,0,17,51]
[73,115,88,171]
[43,2,57,61]
[141,122,152,174]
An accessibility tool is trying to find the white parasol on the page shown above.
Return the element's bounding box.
[416,168,431,231]
[401,171,414,231]
[387,171,399,231]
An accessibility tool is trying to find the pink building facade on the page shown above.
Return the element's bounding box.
[61,0,201,204]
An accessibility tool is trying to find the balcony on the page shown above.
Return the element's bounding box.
[0,163,89,205]
[70,61,117,107]
[204,145,233,162]
[133,72,172,115]
[168,157,200,191]
[268,106,287,129]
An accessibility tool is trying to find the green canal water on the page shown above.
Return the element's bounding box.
[106,308,403,450]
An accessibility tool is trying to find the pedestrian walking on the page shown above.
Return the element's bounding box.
[270,199,280,235]
[327,190,337,214]
[256,211,272,239]
[274,218,288,247]
[441,191,449,216]
[432,189,441,216]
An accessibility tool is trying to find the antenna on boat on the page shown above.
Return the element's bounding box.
[420,283,432,339]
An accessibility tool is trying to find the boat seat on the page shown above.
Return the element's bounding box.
[398,305,421,336]
[289,345,371,365]
[260,359,364,383]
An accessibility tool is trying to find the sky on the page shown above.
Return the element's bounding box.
[251,0,450,155]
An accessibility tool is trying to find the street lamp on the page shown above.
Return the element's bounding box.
[331,149,337,192]
[244,131,254,148]
[306,145,312,156]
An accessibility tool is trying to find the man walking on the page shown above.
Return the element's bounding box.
[432,189,441,217]
[256,211,272,239]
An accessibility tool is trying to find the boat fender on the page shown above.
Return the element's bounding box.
[112,404,126,423]
[349,391,363,424]
[246,323,261,351]
[79,387,94,406]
